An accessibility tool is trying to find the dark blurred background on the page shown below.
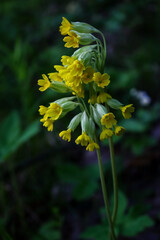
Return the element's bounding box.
[0,0,160,239]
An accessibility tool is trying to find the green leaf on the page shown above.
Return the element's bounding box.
[17,120,40,145]
[73,177,98,200]
[0,111,21,146]
[81,224,109,240]
[120,119,146,132]
[121,215,154,237]
[32,221,61,240]
[116,191,128,224]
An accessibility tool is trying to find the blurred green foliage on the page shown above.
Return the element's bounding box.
[81,192,154,239]
[0,0,159,239]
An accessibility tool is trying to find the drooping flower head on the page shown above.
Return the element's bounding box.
[121,104,135,119]
[101,113,117,128]
[75,132,91,146]
[100,129,113,141]
[59,129,72,142]
[114,126,125,136]
[40,118,54,132]
[59,17,72,35]
[63,31,79,48]
[86,141,99,151]
[38,74,51,92]
[46,103,62,120]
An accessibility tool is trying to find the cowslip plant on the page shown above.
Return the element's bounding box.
[38,17,135,240]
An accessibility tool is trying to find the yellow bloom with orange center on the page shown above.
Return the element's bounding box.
[100,129,113,141]
[93,72,110,88]
[75,132,91,146]
[86,142,99,151]
[48,72,63,82]
[101,113,117,128]
[115,126,125,136]
[38,74,51,91]
[63,31,79,48]
[59,129,71,142]
[46,103,62,120]
[97,92,112,103]
[121,104,135,119]
[59,17,72,35]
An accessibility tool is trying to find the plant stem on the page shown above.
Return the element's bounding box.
[95,136,117,240]
[109,137,118,224]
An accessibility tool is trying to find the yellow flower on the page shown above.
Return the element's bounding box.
[38,74,51,91]
[39,105,48,115]
[46,103,62,120]
[72,84,85,98]
[65,76,82,88]
[48,72,63,82]
[61,55,75,66]
[54,65,70,81]
[86,142,99,151]
[63,31,79,48]
[115,126,125,136]
[82,67,94,84]
[121,104,135,119]
[59,129,71,142]
[101,113,117,128]
[100,129,113,141]
[75,132,91,146]
[40,118,54,131]
[93,72,110,88]
[59,17,72,35]
[97,92,112,103]
[68,59,85,77]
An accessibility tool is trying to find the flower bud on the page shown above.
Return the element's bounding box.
[68,113,82,131]
[81,111,89,133]
[72,21,99,33]
[50,81,71,93]
[107,98,123,110]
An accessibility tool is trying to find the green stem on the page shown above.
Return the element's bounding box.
[109,137,118,224]
[95,136,117,240]
[105,104,119,224]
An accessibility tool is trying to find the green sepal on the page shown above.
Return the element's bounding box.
[95,103,107,118]
[91,105,101,127]
[60,101,80,118]
[72,31,97,45]
[88,117,96,139]
[68,113,82,131]
[72,45,96,58]
[50,81,71,93]
[72,21,99,33]
[81,111,89,133]
[55,96,76,105]
[107,98,123,110]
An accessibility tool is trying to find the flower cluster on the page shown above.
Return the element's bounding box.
[38,17,135,151]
